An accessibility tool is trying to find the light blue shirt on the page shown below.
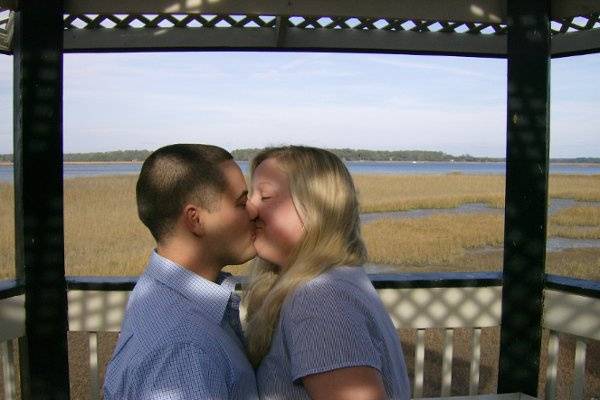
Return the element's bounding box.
[256,266,411,400]
[104,251,258,400]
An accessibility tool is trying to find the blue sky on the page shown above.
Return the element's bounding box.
[0,51,598,157]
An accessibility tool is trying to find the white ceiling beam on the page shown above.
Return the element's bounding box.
[64,27,506,57]
[552,29,600,57]
[0,1,16,10]
[552,0,600,18]
[64,0,507,24]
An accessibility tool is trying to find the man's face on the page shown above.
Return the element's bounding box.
[201,160,256,266]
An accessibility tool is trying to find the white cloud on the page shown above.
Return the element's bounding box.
[366,54,505,82]
[2,52,599,158]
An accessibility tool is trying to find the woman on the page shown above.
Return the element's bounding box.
[244,146,410,400]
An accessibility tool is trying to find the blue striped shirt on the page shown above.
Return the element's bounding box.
[104,251,258,400]
[256,266,410,399]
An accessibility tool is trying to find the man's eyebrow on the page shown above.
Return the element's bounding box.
[235,190,248,202]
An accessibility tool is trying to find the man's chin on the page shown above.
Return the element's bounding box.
[237,249,257,265]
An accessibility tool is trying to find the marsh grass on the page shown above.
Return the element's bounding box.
[63,177,154,276]
[0,183,14,279]
[363,214,505,266]
[356,174,600,213]
[1,174,600,279]
[354,174,505,212]
[548,205,600,239]
[0,177,153,279]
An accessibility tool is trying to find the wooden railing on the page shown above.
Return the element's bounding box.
[0,280,24,400]
[1,273,598,400]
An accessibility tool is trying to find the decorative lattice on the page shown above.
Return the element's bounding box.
[0,9,10,35]
[63,14,508,36]
[63,13,600,37]
[64,14,277,30]
[287,16,507,34]
[551,13,600,34]
[0,8,13,51]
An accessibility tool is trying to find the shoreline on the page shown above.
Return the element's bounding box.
[1,160,599,167]
[0,161,144,166]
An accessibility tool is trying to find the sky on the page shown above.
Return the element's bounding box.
[0,51,598,158]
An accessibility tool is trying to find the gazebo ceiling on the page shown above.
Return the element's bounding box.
[0,0,599,57]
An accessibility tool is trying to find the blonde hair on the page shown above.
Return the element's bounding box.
[243,146,367,366]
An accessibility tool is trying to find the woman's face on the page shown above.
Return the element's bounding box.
[247,158,304,269]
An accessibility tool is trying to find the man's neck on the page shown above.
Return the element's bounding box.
[156,242,221,282]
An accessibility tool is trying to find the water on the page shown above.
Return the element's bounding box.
[360,203,501,223]
[1,161,600,182]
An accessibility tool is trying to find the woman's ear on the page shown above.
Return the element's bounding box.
[183,204,205,237]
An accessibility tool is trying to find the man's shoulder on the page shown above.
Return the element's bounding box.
[123,276,224,348]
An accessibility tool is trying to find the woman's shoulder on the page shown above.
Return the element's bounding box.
[305,265,370,290]
[283,266,373,318]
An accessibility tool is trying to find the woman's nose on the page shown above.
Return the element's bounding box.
[246,197,258,220]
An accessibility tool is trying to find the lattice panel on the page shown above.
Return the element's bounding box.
[63,13,600,36]
[64,14,277,30]
[63,13,508,36]
[551,14,600,34]
[0,9,13,51]
[287,16,507,35]
[0,9,10,35]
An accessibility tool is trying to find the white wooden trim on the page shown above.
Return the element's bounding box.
[543,290,600,341]
[572,338,587,400]
[545,330,560,400]
[441,329,454,397]
[64,0,507,23]
[414,329,425,398]
[469,328,481,395]
[61,0,600,22]
[89,332,100,400]
[421,394,538,400]
[0,295,25,342]
[553,0,600,18]
[552,29,600,57]
[1,339,17,400]
[379,287,502,329]
[64,26,507,57]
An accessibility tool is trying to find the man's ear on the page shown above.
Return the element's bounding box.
[183,204,205,237]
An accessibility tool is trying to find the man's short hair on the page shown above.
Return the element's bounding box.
[136,144,233,242]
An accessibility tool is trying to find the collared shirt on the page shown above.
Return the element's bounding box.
[104,251,258,400]
[256,266,411,400]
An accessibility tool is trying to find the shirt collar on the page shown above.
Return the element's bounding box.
[145,250,234,325]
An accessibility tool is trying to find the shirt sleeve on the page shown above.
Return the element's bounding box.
[282,281,382,382]
[132,342,233,400]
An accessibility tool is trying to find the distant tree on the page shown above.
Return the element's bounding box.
[2,149,597,164]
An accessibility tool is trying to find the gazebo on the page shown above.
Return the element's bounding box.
[0,1,599,399]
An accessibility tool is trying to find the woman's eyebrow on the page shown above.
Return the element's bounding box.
[256,182,274,190]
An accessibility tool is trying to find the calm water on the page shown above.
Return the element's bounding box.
[1,161,600,182]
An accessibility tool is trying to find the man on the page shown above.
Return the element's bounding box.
[104,144,258,399]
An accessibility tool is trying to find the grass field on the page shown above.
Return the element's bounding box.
[355,173,600,212]
[1,174,599,400]
[1,174,600,280]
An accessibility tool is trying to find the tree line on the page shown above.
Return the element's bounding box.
[1,149,598,163]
